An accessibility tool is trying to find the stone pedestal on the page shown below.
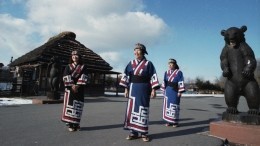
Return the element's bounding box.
[47,91,60,100]
[210,121,260,146]
[210,112,260,146]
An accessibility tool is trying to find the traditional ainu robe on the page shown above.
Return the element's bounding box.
[120,58,159,134]
[161,69,185,124]
[61,63,88,124]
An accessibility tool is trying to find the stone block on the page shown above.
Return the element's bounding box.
[210,121,260,146]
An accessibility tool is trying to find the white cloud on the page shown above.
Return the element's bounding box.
[0,14,40,65]
[0,0,168,70]
[99,51,131,72]
[83,12,167,49]
[99,52,121,62]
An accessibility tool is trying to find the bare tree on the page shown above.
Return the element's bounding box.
[215,75,226,89]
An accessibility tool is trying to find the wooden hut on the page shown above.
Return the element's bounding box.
[9,31,120,96]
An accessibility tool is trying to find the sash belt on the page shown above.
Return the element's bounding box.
[167,82,178,92]
[131,75,150,83]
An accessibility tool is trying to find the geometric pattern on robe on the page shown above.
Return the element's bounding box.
[120,58,159,134]
[61,63,88,124]
[161,69,185,124]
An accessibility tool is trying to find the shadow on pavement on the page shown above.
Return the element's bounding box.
[84,97,127,103]
[150,118,217,140]
[187,108,209,112]
[80,118,195,131]
[150,118,194,125]
[210,104,226,109]
[149,126,208,140]
[179,119,214,127]
[80,123,123,131]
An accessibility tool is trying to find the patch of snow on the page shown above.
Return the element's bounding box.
[0,98,32,106]
[104,92,224,98]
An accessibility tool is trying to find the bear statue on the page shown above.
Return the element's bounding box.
[48,56,61,92]
[46,56,61,100]
[220,25,260,115]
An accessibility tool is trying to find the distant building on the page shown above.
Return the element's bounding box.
[9,31,120,96]
[0,64,12,83]
[185,82,198,93]
[0,64,13,92]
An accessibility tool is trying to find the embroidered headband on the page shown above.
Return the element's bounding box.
[71,50,81,56]
[134,43,148,55]
[168,58,177,64]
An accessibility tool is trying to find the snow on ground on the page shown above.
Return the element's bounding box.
[0,93,224,106]
[104,91,224,98]
[0,98,32,106]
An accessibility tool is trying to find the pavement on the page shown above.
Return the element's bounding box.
[0,95,249,146]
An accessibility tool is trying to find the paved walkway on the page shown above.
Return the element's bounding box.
[0,95,248,146]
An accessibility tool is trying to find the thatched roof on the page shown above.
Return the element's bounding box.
[9,31,113,71]
[0,63,4,68]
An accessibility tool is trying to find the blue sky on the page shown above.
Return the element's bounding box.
[0,0,260,83]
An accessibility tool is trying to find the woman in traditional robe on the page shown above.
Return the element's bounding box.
[161,58,185,127]
[61,50,88,132]
[119,43,160,142]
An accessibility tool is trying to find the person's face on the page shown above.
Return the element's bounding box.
[134,48,143,60]
[168,63,175,70]
[72,55,79,63]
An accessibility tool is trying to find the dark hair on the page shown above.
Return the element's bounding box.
[69,55,83,64]
[168,58,179,69]
[175,64,179,69]
[135,43,148,55]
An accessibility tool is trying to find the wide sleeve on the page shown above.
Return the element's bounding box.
[177,71,185,93]
[119,62,131,88]
[76,65,88,85]
[160,72,167,91]
[63,65,74,87]
[148,62,160,89]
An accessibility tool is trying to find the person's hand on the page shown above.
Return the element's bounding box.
[72,85,79,93]
[124,88,129,98]
[178,92,182,97]
[150,89,156,98]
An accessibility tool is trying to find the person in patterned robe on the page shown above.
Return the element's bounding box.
[160,58,185,127]
[119,43,160,142]
[61,50,88,132]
